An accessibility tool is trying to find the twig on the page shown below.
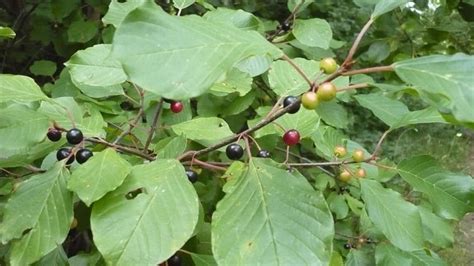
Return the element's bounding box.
[113,85,144,144]
[342,65,393,76]
[144,99,164,153]
[370,130,391,160]
[337,83,370,92]
[267,1,304,41]
[86,137,155,161]
[281,54,312,86]
[342,18,375,67]
[191,158,227,172]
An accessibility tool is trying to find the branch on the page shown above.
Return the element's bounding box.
[86,137,155,161]
[144,99,164,153]
[370,130,391,160]
[113,85,144,144]
[281,54,312,86]
[342,18,375,67]
[337,83,370,92]
[342,65,393,76]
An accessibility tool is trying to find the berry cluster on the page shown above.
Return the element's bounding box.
[47,127,93,165]
[334,147,367,182]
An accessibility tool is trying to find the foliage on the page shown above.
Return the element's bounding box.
[1,0,474,265]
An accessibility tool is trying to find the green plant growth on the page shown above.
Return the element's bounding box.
[0,0,474,265]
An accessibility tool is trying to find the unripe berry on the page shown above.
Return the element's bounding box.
[339,170,352,182]
[301,91,319,110]
[352,149,365,162]
[356,168,367,178]
[316,82,337,101]
[320,58,338,74]
[334,146,347,157]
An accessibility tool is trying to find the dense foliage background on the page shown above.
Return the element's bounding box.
[1,0,473,265]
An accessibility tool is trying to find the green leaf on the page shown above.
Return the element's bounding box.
[371,0,409,18]
[91,160,199,265]
[355,93,445,128]
[65,44,127,87]
[0,26,16,39]
[345,249,375,266]
[68,149,132,206]
[287,0,315,13]
[235,55,272,77]
[375,243,447,266]
[398,155,474,220]
[38,97,107,137]
[173,0,195,9]
[51,0,80,20]
[68,251,103,266]
[0,105,50,159]
[29,60,57,76]
[311,126,346,160]
[393,54,474,123]
[67,20,98,43]
[103,0,148,27]
[204,8,261,31]
[209,68,252,96]
[112,2,281,100]
[155,135,187,159]
[190,253,217,266]
[0,75,48,102]
[293,19,332,49]
[212,159,334,265]
[316,101,349,128]
[327,192,349,220]
[34,246,68,266]
[418,207,454,248]
[171,117,233,142]
[360,179,424,251]
[268,58,318,96]
[0,163,73,266]
[354,93,409,127]
[329,251,343,266]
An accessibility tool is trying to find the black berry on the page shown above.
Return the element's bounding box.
[167,254,181,266]
[120,101,134,111]
[47,129,62,142]
[66,128,83,145]
[257,150,271,158]
[343,243,352,250]
[56,148,74,165]
[280,21,291,31]
[226,143,244,160]
[185,169,198,183]
[76,148,93,164]
[283,96,300,114]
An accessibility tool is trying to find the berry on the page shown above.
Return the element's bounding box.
[257,150,271,158]
[120,101,134,111]
[283,96,300,114]
[316,82,337,101]
[280,21,291,31]
[301,91,319,110]
[320,58,338,74]
[283,129,300,146]
[356,168,366,178]
[344,243,353,250]
[334,146,347,158]
[226,143,244,160]
[76,148,93,164]
[167,254,182,266]
[170,101,184,113]
[339,170,352,182]
[56,148,74,165]
[352,149,365,162]
[66,128,83,145]
[47,129,62,142]
[185,169,198,183]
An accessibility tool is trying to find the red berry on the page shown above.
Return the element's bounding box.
[283,130,300,146]
[170,101,184,113]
